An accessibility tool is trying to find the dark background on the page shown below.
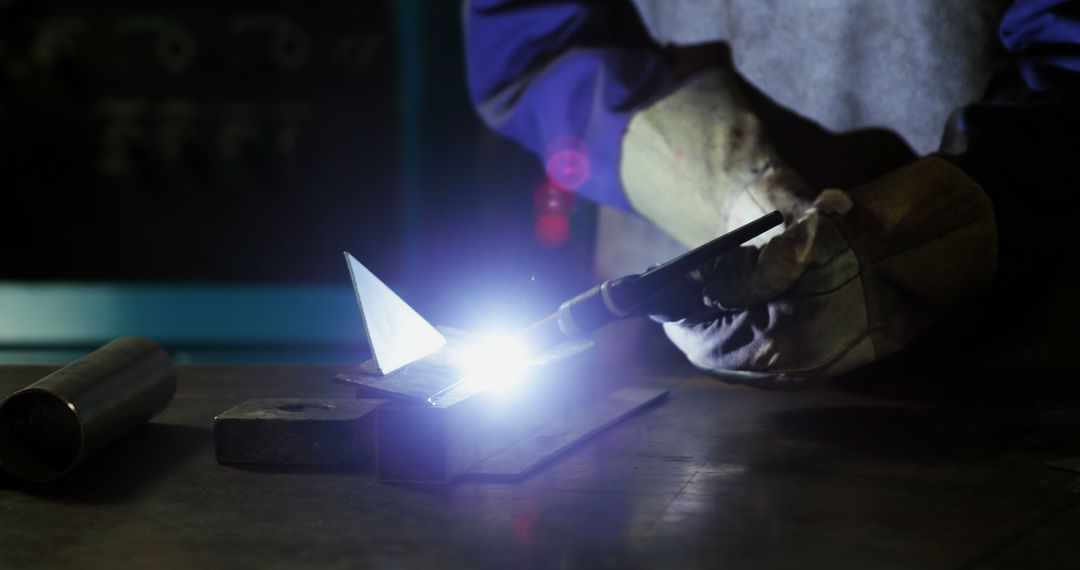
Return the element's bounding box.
[0,0,598,358]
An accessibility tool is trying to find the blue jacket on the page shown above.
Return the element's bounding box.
[465,0,1079,208]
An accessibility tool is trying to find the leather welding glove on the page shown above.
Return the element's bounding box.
[620,68,817,247]
[661,156,998,388]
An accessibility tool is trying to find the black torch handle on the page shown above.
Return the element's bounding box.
[518,210,783,352]
[607,210,783,311]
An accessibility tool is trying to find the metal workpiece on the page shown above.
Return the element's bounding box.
[374,351,594,483]
[344,251,447,375]
[334,328,597,483]
[465,387,669,481]
[214,398,383,465]
[0,337,176,482]
[334,328,592,406]
[332,256,662,484]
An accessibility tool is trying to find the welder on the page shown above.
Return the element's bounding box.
[465,0,1080,387]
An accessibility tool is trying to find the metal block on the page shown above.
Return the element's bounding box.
[214,398,382,465]
[465,387,669,481]
[334,329,597,483]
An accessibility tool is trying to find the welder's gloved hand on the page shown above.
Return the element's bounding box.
[620,68,817,247]
[661,156,998,389]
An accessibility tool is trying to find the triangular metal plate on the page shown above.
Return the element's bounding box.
[344,252,447,375]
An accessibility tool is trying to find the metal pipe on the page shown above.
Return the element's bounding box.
[0,337,176,482]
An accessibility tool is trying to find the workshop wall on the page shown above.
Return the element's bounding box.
[0,1,596,361]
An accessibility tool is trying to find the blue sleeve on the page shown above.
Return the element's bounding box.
[1000,0,1080,90]
[464,0,676,209]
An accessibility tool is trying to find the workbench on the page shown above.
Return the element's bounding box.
[3,357,1080,569]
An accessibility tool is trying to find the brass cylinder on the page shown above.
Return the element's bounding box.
[0,337,176,482]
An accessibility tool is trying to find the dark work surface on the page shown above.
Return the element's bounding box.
[3,362,1080,569]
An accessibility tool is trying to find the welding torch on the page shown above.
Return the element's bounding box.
[519,210,784,352]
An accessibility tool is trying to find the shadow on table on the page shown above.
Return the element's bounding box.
[767,405,990,470]
[771,397,1080,468]
[1,422,208,504]
[833,355,1080,406]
